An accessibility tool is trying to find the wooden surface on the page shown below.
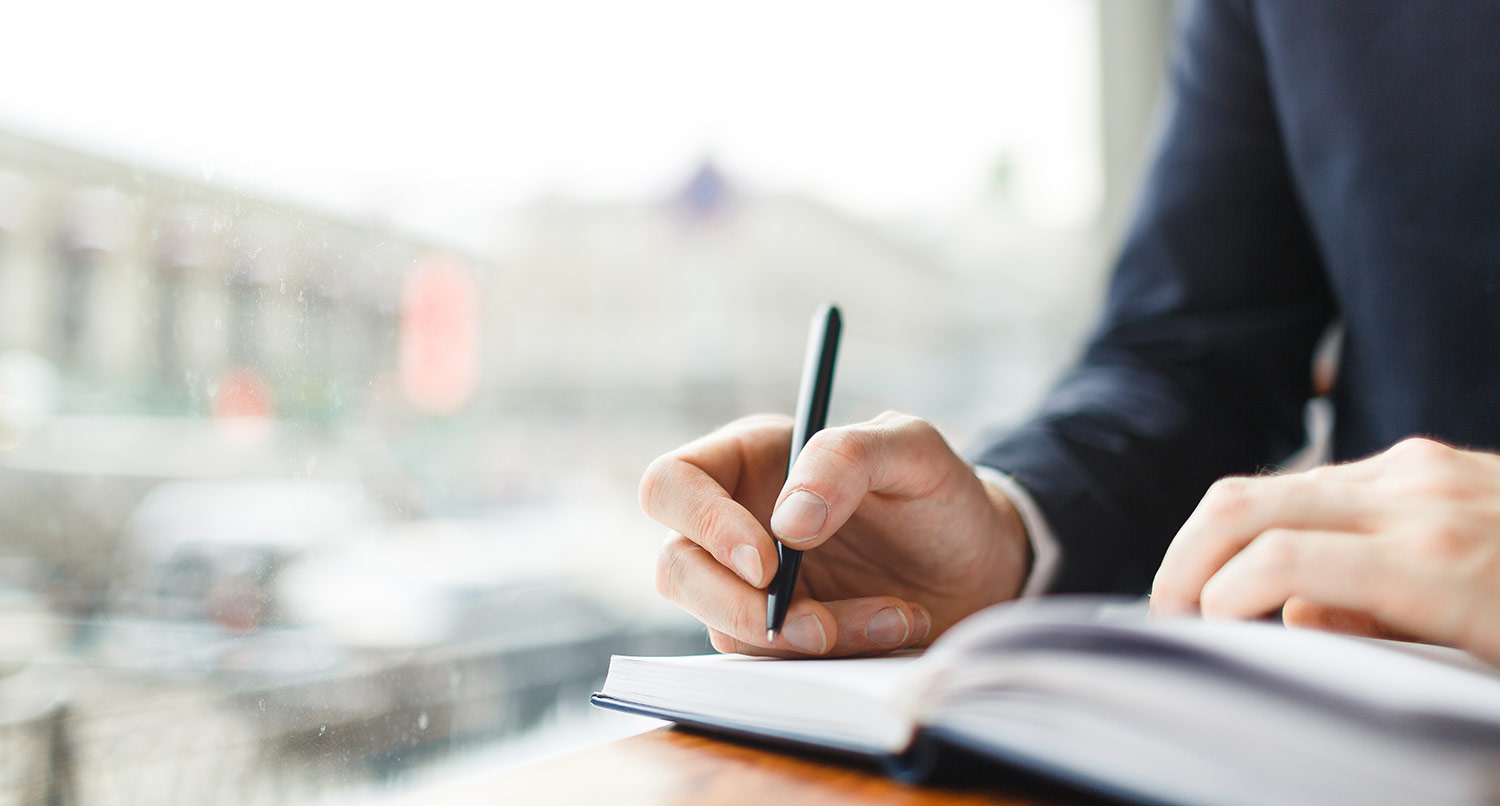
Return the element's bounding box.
[464,727,1073,806]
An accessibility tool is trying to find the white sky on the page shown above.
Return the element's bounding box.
[0,0,1100,250]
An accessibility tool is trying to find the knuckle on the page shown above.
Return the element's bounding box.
[1414,525,1476,562]
[653,535,690,599]
[707,630,738,654]
[690,501,724,544]
[1201,477,1254,520]
[1388,436,1452,464]
[726,599,762,643]
[638,454,679,516]
[691,500,744,550]
[1197,576,1231,614]
[809,427,868,468]
[894,414,942,446]
[1248,529,1300,572]
[875,411,937,441]
[1151,562,1196,612]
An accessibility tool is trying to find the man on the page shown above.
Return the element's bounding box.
[639,1,1500,665]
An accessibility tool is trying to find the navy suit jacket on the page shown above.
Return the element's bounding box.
[973,1,1500,594]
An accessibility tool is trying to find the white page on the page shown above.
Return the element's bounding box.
[919,597,1500,728]
[927,652,1500,805]
[1141,619,1500,723]
[914,598,1500,804]
[600,653,923,753]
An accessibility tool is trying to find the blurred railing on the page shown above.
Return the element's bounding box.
[0,694,74,806]
[1,622,702,805]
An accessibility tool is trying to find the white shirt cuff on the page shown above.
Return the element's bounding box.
[974,464,1062,597]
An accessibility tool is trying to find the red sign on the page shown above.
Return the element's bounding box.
[399,254,480,415]
[213,367,274,419]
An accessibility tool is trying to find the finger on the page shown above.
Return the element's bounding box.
[1281,599,1418,642]
[672,414,794,500]
[1151,473,1369,614]
[821,597,933,656]
[640,416,792,587]
[706,629,815,658]
[1198,529,1375,619]
[1197,528,1484,650]
[656,532,835,655]
[708,598,934,658]
[770,412,960,550]
[657,533,936,658]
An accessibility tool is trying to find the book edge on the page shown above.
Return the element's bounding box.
[588,692,909,762]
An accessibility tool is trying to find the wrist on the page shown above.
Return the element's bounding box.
[975,471,1033,602]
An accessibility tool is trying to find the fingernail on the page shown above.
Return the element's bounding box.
[912,607,931,641]
[865,607,911,646]
[730,544,763,586]
[771,490,827,544]
[783,614,827,654]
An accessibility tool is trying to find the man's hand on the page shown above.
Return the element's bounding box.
[640,412,1031,658]
[1151,437,1500,666]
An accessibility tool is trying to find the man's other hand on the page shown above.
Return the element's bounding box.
[1151,437,1500,666]
[640,412,1031,658]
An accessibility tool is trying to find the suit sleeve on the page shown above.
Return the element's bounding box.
[971,0,1336,594]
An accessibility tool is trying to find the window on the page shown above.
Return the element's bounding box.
[0,2,1170,802]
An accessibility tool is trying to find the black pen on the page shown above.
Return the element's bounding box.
[766,303,841,640]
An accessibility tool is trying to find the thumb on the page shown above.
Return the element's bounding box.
[769,412,951,550]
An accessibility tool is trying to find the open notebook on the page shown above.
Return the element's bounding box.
[593,597,1500,806]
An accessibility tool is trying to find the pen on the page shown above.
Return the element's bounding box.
[766,303,841,640]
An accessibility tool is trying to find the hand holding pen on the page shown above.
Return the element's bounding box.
[640,305,1034,657]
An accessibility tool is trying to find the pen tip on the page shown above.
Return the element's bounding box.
[766,629,777,643]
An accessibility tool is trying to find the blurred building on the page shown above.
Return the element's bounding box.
[477,160,1135,508]
[0,130,487,612]
[0,132,1051,454]
[0,128,467,423]
[491,170,961,419]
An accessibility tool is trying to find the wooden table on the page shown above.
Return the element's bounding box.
[459,727,1107,805]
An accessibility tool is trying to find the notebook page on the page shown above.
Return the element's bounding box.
[1103,618,1500,727]
[918,596,1500,729]
[600,652,924,753]
[929,654,1500,806]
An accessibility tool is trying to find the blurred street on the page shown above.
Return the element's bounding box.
[0,1,1174,801]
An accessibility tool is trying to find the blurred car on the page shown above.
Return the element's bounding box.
[262,513,697,771]
[275,516,587,649]
[110,479,380,630]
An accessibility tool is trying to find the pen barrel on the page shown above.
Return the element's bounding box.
[787,306,841,473]
[767,304,840,636]
[765,546,803,633]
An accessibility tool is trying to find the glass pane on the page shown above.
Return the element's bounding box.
[0,1,1152,802]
